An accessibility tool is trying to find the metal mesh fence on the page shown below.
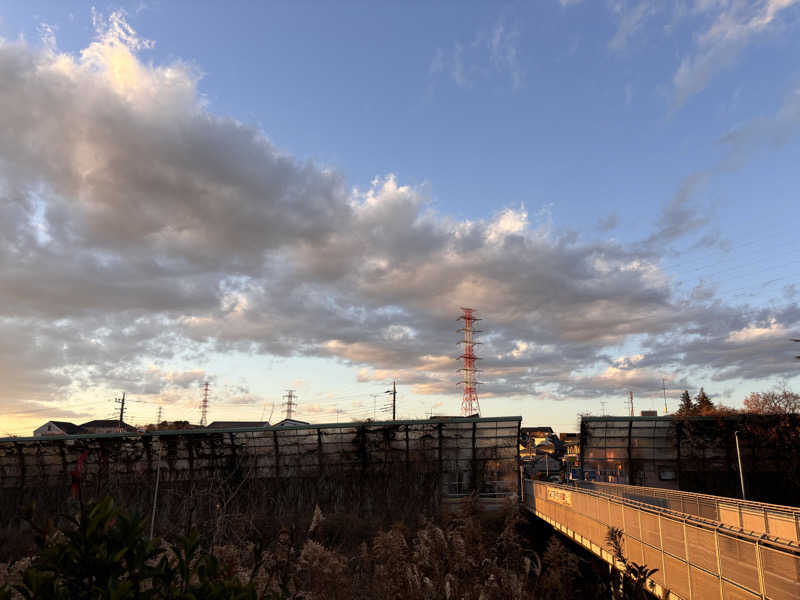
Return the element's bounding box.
[576,480,800,543]
[525,479,800,600]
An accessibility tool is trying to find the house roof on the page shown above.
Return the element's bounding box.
[80,419,136,431]
[274,418,310,427]
[521,426,554,433]
[46,421,86,434]
[206,421,269,429]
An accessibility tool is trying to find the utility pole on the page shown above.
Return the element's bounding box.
[115,392,126,432]
[600,401,607,416]
[156,406,162,426]
[200,382,210,427]
[371,394,378,420]
[283,389,297,420]
[662,379,668,414]
[735,430,747,500]
[628,391,634,417]
[385,381,397,421]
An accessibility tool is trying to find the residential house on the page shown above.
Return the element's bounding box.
[559,432,580,466]
[274,418,310,427]
[520,426,554,447]
[520,426,556,460]
[33,421,87,437]
[523,454,562,479]
[80,420,137,434]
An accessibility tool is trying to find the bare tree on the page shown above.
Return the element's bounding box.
[744,385,800,414]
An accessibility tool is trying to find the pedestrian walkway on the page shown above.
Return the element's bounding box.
[523,479,800,600]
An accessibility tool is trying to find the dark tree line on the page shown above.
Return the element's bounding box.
[675,384,799,416]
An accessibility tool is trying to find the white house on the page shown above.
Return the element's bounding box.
[274,418,310,427]
[34,421,86,436]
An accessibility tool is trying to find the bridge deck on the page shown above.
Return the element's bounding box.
[523,479,800,600]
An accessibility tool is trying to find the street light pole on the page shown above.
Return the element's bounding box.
[735,430,746,500]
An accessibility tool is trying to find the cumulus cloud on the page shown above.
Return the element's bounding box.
[0,11,798,426]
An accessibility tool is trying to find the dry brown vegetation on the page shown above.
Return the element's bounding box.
[1,489,667,600]
[0,493,616,600]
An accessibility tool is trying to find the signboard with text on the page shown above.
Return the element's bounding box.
[547,487,572,506]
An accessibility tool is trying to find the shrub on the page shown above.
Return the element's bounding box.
[0,497,261,600]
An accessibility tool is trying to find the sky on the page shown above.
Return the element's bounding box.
[0,1,799,436]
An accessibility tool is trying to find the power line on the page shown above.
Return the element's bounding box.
[661,226,799,269]
[384,381,397,421]
[114,392,126,432]
[2,398,123,416]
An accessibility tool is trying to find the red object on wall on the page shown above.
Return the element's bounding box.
[70,450,90,498]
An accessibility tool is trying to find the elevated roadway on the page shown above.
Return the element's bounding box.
[523,479,800,600]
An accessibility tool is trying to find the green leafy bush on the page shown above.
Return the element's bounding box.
[0,497,262,600]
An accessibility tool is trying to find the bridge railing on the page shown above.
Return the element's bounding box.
[523,479,800,600]
[575,480,800,543]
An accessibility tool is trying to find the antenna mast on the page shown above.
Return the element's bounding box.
[200,382,209,427]
[458,308,482,417]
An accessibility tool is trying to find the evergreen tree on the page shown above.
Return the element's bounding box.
[695,387,714,414]
[677,390,694,415]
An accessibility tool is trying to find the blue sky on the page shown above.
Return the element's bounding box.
[0,1,799,435]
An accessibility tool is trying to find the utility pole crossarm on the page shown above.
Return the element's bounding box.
[385,381,397,421]
[115,392,126,432]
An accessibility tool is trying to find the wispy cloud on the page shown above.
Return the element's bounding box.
[608,1,659,51]
[429,15,524,91]
[672,0,800,108]
[489,20,524,90]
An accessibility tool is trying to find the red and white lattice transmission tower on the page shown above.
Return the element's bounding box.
[458,308,482,416]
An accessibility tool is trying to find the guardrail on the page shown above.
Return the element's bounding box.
[575,480,800,543]
[523,479,800,600]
